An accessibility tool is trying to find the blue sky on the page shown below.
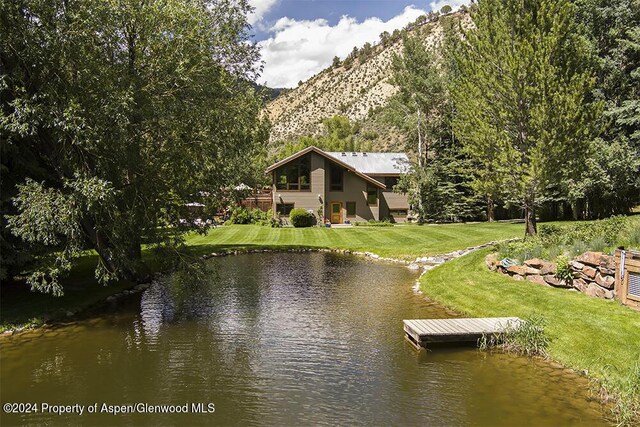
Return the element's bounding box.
[250,0,468,88]
[251,1,435,41]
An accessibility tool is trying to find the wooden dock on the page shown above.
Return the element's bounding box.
[403,317,521,349]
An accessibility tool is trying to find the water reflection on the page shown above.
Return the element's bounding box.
[0,253,606,426]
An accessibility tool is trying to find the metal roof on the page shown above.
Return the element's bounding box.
[325,152,410,175]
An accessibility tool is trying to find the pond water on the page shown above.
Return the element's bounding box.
[1,253,606,426]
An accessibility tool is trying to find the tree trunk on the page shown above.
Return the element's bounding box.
[487,195,495,222]
[524,204,537,236]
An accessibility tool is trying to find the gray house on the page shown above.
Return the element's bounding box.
[266,146,411,223]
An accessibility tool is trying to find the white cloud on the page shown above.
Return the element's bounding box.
[248,0,279,25]
[429,1,469,14]
[257,6,428,88]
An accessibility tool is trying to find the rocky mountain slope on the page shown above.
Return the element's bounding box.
[265,11,472,150]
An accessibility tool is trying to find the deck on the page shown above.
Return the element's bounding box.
[403,317,521,348]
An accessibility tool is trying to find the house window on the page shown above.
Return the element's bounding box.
[346,202,356,217]
[276,203,294,216]
[385,176,399,189]
[366,184,378,206]
[330,166,343,191]
[389,209,407,216]
[275,156,311,191]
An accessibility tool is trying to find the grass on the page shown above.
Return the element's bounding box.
[420,248,640,424]
[1,222,523,331]
[185,222,524,259]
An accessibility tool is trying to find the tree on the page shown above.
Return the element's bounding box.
[451,0,601,235]
[386,33,476,222]
[332,56,341,67]
[440,5,453,14]
[1,0,267,294]
[571,1,640,216]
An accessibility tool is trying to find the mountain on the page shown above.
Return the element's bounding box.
[264,11,472,151]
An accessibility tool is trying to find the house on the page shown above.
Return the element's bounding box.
[265,146,411,223]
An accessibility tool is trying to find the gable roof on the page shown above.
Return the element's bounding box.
[325,152,410,175]
[265,146,388,189]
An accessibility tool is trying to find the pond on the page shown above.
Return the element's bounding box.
[1,252,607,426]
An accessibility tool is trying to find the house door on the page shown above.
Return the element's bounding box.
[330,202,342,224]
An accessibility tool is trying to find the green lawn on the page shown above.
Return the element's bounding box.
[185,222,524,259]
[1,222,524,331]
[420,248,640,417]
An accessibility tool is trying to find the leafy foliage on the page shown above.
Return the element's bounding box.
[1,0,267,293]
[386,32,478,222]
[451,0,602,235]
[289,208,315,228]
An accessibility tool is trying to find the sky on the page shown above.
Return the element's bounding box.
[249,0,469,88]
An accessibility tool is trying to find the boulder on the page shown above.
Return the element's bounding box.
[575,251,605,267]
[569,260,585,270]
[573,278,588,293]
[595,272,615,290]
[527,274,550,286]
[524,258,546,268]
[585,283,609,299]
[525,258,556,275]
[600,255,616,270]
[512,274,525,281]
[543,274,568,288]
[485,253,500,271]
[597,266,615,276]
[507,265,541,276]
[582,266,597,279]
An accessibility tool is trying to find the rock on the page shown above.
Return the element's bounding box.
[525,258,556,275]
[597,266,615,276]
[507,265,541,276]
[585,283,609,299]
[527,275,549,286]
[512,274,525,281]
[408,263,420,270]
[106,296,117,303]
[65,311,74,317]
[595,272,615,290]
[569,260,585,270]
[575,251,605,267]
[3,330,14,336]
[485,253,500,271]
[573,278,588,293]
[524,258,545,268]
[543,274,568,288]
[582,266,597,279]
[600,255,616,270]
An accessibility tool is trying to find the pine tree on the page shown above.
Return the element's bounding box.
[451,0,601,235]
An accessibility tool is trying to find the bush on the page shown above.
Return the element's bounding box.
[226,207,270,225]
[289,208,315,227]
[555,255,573,284]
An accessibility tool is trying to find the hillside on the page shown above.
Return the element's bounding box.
[265,11,472,151]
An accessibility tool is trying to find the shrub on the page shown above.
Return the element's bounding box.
[289,208,315,227]
[226,207,270,225]
[555,255,573,284]
[478,315,549,358]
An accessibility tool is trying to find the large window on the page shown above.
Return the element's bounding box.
[366,184,378,206]
[276,203,295,216]
[346,201,356,217]
[275,156,311,191]
[330,166,343,191]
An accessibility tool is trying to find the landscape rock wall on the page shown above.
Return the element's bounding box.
[486,251,616,300]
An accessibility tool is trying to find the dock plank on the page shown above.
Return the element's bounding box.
[403,317,521,348]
